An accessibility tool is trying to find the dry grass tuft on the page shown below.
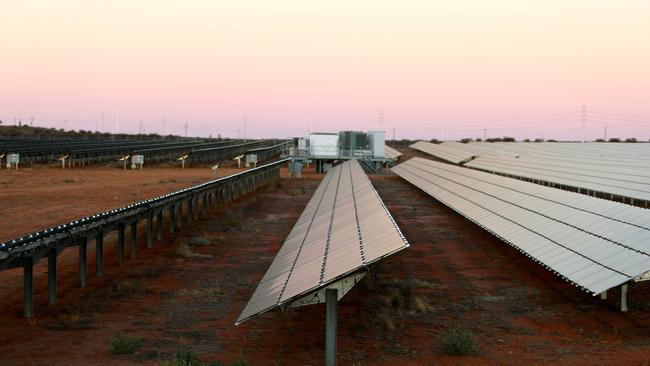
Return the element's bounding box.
[176,243,212,258]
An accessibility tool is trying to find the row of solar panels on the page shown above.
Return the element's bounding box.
[0,158,290,267]
[392,157,650,296]
[411,141,650,204]
[238,159,408,324]
[0,138,287,165]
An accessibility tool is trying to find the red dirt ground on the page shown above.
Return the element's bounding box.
[1,162,650,365]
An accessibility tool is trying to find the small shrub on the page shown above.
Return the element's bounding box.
[439,328,475,356]
[231,359,248,366]
[110,334,142,355]
[160,345,198,366]
[188,237,211,246]
[176,243,212,258]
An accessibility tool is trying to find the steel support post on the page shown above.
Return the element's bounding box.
[188,199,193,223]
[48,248,57,305]
[24,257,33,318]
[117,223,125,265]
[96,232,104,276]
[621,284,629,312]
[177,202,183,226]
[147,211,154,249]
[169,205,175,233]
[600,291,607,300]
[79,237,87,287]
[326,288,338,366]
[130,220,138,259]
[194,197,200,220]
[156,210,163,240]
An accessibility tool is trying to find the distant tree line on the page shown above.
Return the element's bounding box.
[386,136,648,147]
[0,125,222,141]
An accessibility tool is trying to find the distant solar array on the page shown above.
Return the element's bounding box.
[393,157,650,308]
[411,141,650,207]
[238,159,408,324]
[0,138,289,166]
[410,140,476,165]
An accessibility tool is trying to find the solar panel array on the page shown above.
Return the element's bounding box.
[392,157,650,295]
[411,141,650,204]
[237,159,409,324]
[384,145,403,160]
[466,155,650,202]
[410,141,475,164]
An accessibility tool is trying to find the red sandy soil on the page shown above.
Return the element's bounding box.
[0,165,248,243]
[1,161,650,365]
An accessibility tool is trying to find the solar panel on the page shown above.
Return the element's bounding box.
[384,145,403,160]
[465,155,650,202]
[237,159,409,324]
[392,157,650,295]
[410,141,475,164]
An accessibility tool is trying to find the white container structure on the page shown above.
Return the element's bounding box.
[131,154,144,170]
[7,153,19,169]
[368,131,385,158]
[309,133,339,158]
[245,154,258,168]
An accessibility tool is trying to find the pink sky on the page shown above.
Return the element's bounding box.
[1,1,649,140]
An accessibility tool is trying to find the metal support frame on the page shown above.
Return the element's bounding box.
[326,288,338,366]
[4,161,285,318]
[130,220,138,259]
[621,284,629,312]
[96,232,104,276]
[48,249,57,305]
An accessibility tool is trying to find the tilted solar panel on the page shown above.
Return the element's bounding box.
[392,157,650,295]
[237,159,408,324]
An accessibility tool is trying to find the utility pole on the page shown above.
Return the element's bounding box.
[100,112,104,132]
[604,125,607,141]
[162,116,166,136]
[392,127,395,142]
[483,129,487,140]
[581,104,586,143]
[116,113,120,135]
[184,122,188,138]
[138,120,143,135]
[243,116,247,142]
